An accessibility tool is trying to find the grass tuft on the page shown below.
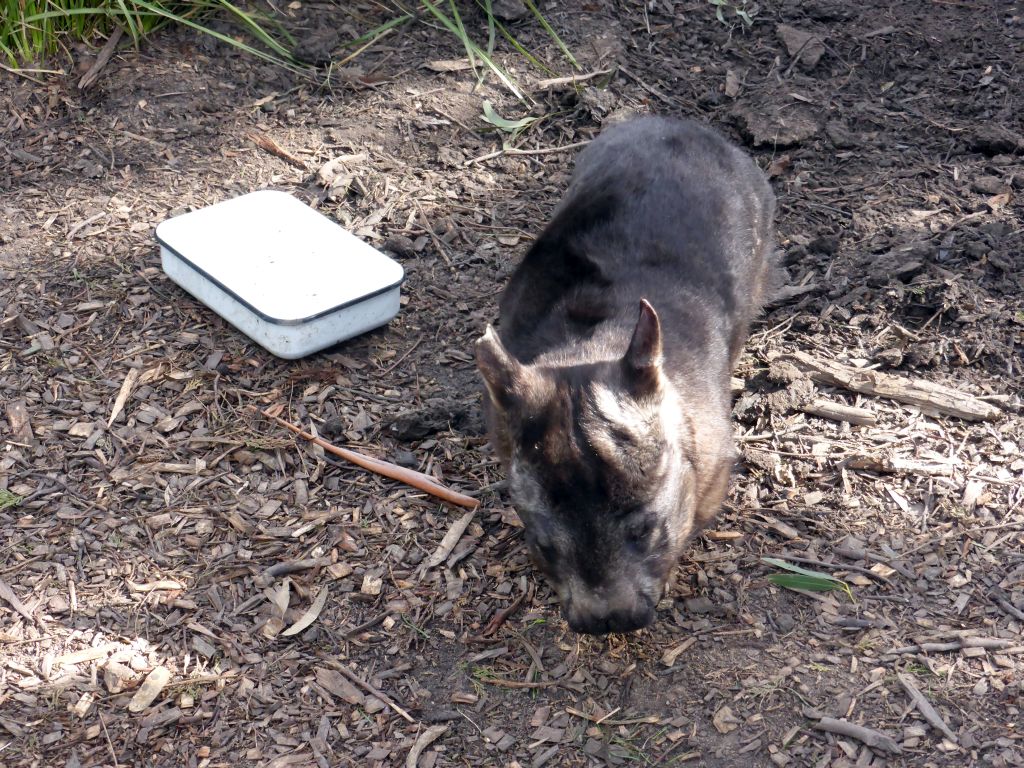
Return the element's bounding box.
[0,489,23,511]
[0,0,296,68]
[1,0,576,100]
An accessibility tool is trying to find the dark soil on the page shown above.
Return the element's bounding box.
[2,1,1023,767]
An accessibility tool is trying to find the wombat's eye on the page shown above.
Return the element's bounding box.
[626,516,654,547]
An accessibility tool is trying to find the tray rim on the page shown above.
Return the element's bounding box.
[157,237,404,328]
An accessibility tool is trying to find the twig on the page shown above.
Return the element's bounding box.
[465,140,591,167]
[897,673,958,742]
[476,677,562,689]
[0,578,35,623]
[260,408,479,509]
[406,724,449,768]
[421,510,477,571]
[343,611,392,639]
[565,708,657,726]
[481,592,526,636]
[989,587,1024,621]
[0,62,47,85]
[803,398,876,426]
[381,337,423,375]
[329,663,415,723]
[533,67,615,90]
[813,717,902,754]
[78,26,124,90]
[766,552,892,585]
[255,557,333,586]
[248,132,309,170]
[99,710,121,767]
[619,65,676,107]
[887,637,1016,655]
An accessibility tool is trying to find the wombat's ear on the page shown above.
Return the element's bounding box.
[476,325,523,410]
[623,299,663,394]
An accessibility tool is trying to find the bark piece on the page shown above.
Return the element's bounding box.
[770,351,1000,421]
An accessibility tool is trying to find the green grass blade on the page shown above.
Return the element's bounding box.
[419,0,524,99]
[482,0,495,56]
[491,13,553,75]
[342,13,414,49]
[217,0,294,58]
[0,489,23,511]
[472,0,555,75]
[481,99,536,132]
[763,557,854,601]
[444,0,477,73]
[113,0,141,47]
[767,573,843,592]
[521,0,577,69]
[761,557,843,581]
[129,0,301,70]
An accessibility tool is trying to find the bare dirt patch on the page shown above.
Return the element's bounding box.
[1,2,1023,766]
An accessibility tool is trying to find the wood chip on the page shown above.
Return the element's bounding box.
[0,578,35,622]
[128,666,172,712]
[5,399,33,444]
[661,637,697,667]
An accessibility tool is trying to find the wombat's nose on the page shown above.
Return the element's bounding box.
[564,594,655,635]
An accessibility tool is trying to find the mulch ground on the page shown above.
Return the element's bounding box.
[1,1,1023,766]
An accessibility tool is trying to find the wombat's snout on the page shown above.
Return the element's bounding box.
[562,585,657,635]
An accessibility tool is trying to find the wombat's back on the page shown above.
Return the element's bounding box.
[499,116,779,368]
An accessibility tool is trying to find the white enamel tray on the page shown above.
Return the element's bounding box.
[156,190,404,359]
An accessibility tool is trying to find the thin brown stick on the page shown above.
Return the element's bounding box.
[770,350,1001,421]
[464,140,591,167]
[248,132,309,170]
[533,67,615,90]
[476,677,562,689]
[482,592,527,637]
[260,409,479,509]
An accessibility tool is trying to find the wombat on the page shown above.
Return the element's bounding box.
[475,115,779,634]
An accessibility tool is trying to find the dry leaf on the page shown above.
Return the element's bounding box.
[406,724,449,767]
[767,154,792,178]
[315,667,365,705]
[423,510,476,570]
[777,24,825,69]
[712,705,740,734]
[282,586,329,637]
[265,579,291,618]
[985,191,1011,211]
[108,367,140,427]
[5,399,34,444]
[426,59,473,72]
